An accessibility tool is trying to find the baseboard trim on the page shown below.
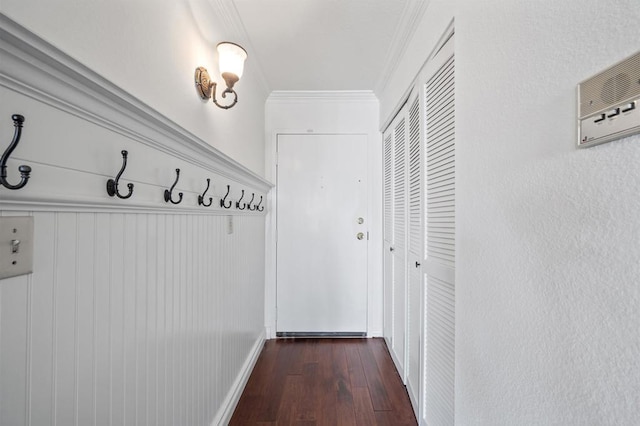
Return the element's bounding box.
[388,343,406,384]
[211,329,266,426]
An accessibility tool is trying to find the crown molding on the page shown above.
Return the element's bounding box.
[374,0,430,95]
[267,90,379,103]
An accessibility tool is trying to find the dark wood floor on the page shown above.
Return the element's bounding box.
[230,338,417,425]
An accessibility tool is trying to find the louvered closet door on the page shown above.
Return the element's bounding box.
[405,92,423,414]
[391,112,408,378]
[383,131,394,341]
[423,37,455,426]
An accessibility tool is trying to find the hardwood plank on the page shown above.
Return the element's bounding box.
[352,387,377,426]
[229,395,261,425]
[370,339,417,425]
[295,362,319,422]
[286,339,305,375]
[375,410,418,426]
[241,341,278,397]
[358,340,393,411]
[302,338,320,364]
[275,374,305,425]
[258,342,299,422]
[230,338,417,425]
[345,340,368,388]
[331,343,356,426]
[231,341,296,423]
[318,341,338,424]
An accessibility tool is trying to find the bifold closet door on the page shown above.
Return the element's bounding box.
[383,107,409,378]
[383,132,394,341]
[423,37,456,426]
[406,92,423,414]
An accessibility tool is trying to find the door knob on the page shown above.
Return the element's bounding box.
[415,261,421,268]
[390,247,394,252]
[357,232,365,240]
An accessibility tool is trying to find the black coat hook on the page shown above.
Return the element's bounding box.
[198,178,212,207]
[256,195,264,212]
[236,189,246,210]
[220,184,232,209]
[1,114,31,190]
[247,192,256,211]
[106,150,134,199]
[164,168,183,204]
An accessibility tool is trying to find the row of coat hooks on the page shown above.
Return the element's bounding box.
[107,149,265,211]
[2,117,265,211]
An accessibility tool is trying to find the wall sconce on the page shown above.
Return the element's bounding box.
[195,42,247,110]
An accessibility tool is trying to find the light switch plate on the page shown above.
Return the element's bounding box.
[227,215,233,234]
[0,216,34,280]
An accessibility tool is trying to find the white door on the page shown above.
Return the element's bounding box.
[383,107,409,378]
[276,134,368,335]
[383,132,394,341]
[406,92,423,414]
[391,114,408,378]
[423,36,456,426]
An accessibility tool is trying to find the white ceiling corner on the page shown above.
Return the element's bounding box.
[205,0,272,93]
[204,0,426,95]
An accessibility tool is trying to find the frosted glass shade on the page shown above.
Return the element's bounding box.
[217,42,247,79]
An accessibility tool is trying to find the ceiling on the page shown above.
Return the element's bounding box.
[210,0,425,93]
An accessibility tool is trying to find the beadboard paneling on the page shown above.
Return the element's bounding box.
[0,211,266,426]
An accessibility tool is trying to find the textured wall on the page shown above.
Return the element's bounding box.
[380,0,640,424]
[455,1,640,424]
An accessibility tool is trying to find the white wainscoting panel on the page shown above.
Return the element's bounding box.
[0,211,266,426]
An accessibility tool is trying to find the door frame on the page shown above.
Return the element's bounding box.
[274,133,370,335]
[266,131,379,338]
[264,93,382,339]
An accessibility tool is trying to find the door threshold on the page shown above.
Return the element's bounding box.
[276,331,367,338]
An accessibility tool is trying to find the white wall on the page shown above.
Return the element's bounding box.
[0,0,268,175]
[382,0,640,424]
[264,91,383,337]
[456,1,640,424]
